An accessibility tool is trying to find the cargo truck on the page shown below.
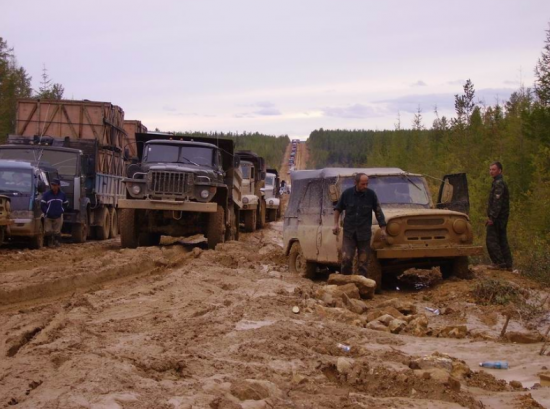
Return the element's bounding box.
[236,151,266,231]
[117,133,242,249]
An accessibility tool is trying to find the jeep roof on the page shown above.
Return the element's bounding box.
[291,167,418,181]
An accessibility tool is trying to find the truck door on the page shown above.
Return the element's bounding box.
[436,173,470,215]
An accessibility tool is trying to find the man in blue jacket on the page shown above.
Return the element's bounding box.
[41,178,68,247]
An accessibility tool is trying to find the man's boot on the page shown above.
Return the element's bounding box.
[45,235,54,248]
[53,235,61,247]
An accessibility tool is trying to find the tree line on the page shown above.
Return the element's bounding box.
[307,26,550,277]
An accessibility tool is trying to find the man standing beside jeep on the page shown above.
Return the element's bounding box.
[486,162,513,270]
[333,173,387,281]
[41,178,68,247]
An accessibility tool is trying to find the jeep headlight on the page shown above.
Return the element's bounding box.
[269,199,274,205]
[386,221,400,236]
[453,219,467,234]
[4,200,10,213]
[243,197,249,204]
[200,189,209,199]
[131,184,142,195]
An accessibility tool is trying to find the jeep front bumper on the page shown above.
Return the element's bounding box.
[376,245,483,259]
[118,199,217,213]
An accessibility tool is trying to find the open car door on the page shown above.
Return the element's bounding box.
[436,173,470,215]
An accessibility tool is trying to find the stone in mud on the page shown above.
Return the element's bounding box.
[327,274,376,299]
[505,331,543,344]
[230,379,281,401]
[447,376,461,391]
[336,357,354,375]
[376,298,418,315]
[451,361,472,379]
[438,325,467,339]
[210,397,242,409]
[388,319,407,334]
[405,314,429,336]
[315,305,362,324]
[316,284,361,305]
[377,314,395,326]
[509,380,523,389]
[365,309,384,323]
[366,320,390,332]
[343,297,368,315]
[412,354,453,372]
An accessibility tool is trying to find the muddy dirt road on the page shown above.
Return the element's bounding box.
[1,220,550,409]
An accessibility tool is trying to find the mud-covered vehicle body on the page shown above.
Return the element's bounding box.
[237,151,266,232]
[283,167,483,286]
[0,194,12,246]
[118,133,242,249]
[263,169,281,222]
[0,160,58,248]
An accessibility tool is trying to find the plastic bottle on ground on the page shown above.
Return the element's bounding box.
[479,361,509,369]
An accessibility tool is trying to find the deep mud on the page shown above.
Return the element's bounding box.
[1,221,549,409]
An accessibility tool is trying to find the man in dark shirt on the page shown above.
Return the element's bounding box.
[333,173,387,285]
[41,178,68,247]
[486,162,513,270]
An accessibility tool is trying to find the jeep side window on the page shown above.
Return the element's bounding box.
[299,180,323,215]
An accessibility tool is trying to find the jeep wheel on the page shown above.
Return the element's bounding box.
[119,209,139,248]
[109,208,119,238]
[95,207,111,240]
[207,205,225,250]
[257,200,266,229]
[289,242,316,278]
[71,222,88,244]
[367,254,383,293]
[29,222,44,249]
[244,210,256,232]
[441,256,472,279]
[267,208,277,222]
[139,232,161,247]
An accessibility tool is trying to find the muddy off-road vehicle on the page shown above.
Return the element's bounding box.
[118,133,242,249]
[237,151,266,232]
[0,194,12,246]
[263,169,281,222]
[283,168,483,288]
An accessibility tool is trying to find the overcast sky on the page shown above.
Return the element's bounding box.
[2,1,550,139]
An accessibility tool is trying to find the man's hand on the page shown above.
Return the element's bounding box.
[485,219,494,226]
[379,226,387,239]
[332,225,340,235]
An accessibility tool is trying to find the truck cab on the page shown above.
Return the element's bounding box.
[262,169,281,222]
[0,160,58,248]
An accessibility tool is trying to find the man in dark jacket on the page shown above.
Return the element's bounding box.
[41,178,68,247]
[333,173,387,287]
[486,162,513,270]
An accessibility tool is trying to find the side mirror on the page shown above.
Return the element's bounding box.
[37,180,47,193]
[440,180,454,204]
[328,184,339,203]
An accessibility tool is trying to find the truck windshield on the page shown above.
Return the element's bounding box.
[0,148,78,177]
[0,169,33,194]
[341,175,431,207]
[145,144,214,166]
[265,175,275,187]
[240,163,252,179]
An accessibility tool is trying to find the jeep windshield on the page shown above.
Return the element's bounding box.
[0,169,33,194]
[342,175,431,207]
[144,144,214,167]
[0,148,78,177]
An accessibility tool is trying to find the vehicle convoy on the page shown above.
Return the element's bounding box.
[237,151,266,232]
[0,99,132,243]
[283,168,483,289]
[0,160,58,248]
[263,169,281,222]
[117,133,242,249]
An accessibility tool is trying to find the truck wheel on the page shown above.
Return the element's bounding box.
[71,222,88,244]
[119,209,139,249]
[225,205,238,241]
[95,207,111,240]
[367,254,383,293]
[257,200,266,229]
[109,208,119,238]
[138,233,161,247]
[289,242,316,278]
[234,208,240,241]
[244,210,256,232]
[30,222,44,249]
[207,205,225,250]
[441,256,472,279]
[267,209,277,222]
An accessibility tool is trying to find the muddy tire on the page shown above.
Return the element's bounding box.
[109,208,119,238]
[29,222,44,249]
[289,242,316,278]
[207,205,225,250]
[257,200,266,229]
[367,253,383,293]
[119,209,139,249]
[95,207,111,240]
[225,205,238,241]
[244,210,256,232]
[139,233,161,247]
[71,222,88,244]
[441,256,472,279]
[267,208,277,222]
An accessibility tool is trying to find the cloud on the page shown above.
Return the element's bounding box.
[378,88,516,113]
[411,80,427,87]
[254,107,282,116]
[234,101,282,117]
[447,79,467,86]
[162,105,177,112]
[322,103,381,119]
[253,101,275,108]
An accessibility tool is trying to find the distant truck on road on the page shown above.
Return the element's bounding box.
[263,169,281,222]
[117,133,242,249]
[237,151,266,232]
[0,99,132,242]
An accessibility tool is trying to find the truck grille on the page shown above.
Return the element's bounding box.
[149,171,192,197]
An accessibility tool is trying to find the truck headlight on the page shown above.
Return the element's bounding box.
[4,200,10,213]
[243,197,249,204]
[453,219,467,234]
[200,189,209,199]
[131,185,142,195]
[269,199,274,205]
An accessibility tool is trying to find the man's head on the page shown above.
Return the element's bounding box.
[489,162,503,178]
[51,178,60,193]
[355,173,369,192]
